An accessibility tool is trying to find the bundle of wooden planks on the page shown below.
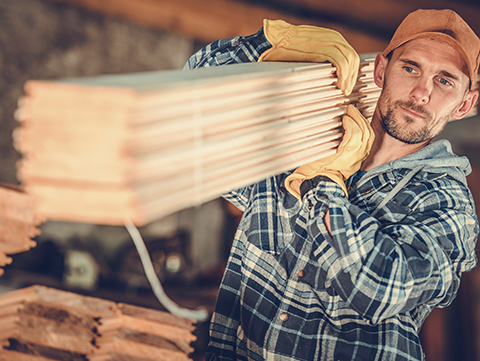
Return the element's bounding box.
[0,285,197,361]
[15,56,474,226]
[0,184,44,276]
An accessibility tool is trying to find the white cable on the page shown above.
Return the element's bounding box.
[124,219,209,322]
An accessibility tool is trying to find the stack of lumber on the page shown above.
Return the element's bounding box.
[0,184,44,276]
[12,56,388,225]
[0,285,196,361]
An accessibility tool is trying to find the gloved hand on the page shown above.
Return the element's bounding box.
[285,105,374,198]
[259,19,360,96]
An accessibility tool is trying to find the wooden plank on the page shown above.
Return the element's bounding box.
[0,185,43,275]
[1,339,87,361]
[0,303,22,320]
[22,183,143,225]
[30,286,118,318]
[94,338,191,361]
[19,301,101,331]
[0,315,20,341]
[9,323,96,354]
[0,349,57,361]
[15,85,137,185]
[118,303,195,331]
[0,287,39,307]
[116,314,196,344]
[0,185,41,254]
[98,328,194,355]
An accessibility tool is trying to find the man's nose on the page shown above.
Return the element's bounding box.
[409,77,431,104]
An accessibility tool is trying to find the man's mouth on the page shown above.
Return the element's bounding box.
[400,106,426,120]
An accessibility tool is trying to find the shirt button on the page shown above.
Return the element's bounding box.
[363,188,372,194]
[279,312,289,321]
[307,204,312,210]
[279,186,287,194]
[297,270,305,278]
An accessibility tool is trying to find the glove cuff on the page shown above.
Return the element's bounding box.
[285,170,348,199]
[284,172,305,200]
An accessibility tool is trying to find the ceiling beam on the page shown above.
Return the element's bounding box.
[270,0,480,37]
[46,0,387,53]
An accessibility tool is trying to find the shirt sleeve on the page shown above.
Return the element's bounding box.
[221,186,255,212]
[306,175,478,325]
[183,27,272,69]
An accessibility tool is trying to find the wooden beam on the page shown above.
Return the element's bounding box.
[46,0,387,53]
[270,0,480,38]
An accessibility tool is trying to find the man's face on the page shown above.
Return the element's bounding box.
[375,38,475,144]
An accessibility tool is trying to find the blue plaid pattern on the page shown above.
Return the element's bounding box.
[184,29,478,361]
[183,28,271,69]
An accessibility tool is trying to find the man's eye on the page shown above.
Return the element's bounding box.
[439,78,452,86]
[404,66,416,73]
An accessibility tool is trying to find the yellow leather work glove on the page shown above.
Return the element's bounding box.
[259,19,360,96]
[285,105,374,199]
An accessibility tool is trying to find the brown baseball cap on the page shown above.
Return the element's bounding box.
[384,9,480,89]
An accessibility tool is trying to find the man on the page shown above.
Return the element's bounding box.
[184,9,479,361]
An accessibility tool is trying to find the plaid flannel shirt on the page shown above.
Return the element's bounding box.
[184,29,479,361]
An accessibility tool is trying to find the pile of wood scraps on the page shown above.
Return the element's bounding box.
[0,184,44,276]
[14,56,382,226]
[0,285,196,361]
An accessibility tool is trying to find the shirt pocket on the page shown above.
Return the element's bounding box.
[239,210,281,255]
[240,196,301,255]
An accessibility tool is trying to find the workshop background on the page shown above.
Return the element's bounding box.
[0,0,480,360]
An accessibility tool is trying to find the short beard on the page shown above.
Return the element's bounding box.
[379,99,432,144]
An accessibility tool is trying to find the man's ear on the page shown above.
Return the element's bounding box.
[374,53,388,88]
[451,90,479,120]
